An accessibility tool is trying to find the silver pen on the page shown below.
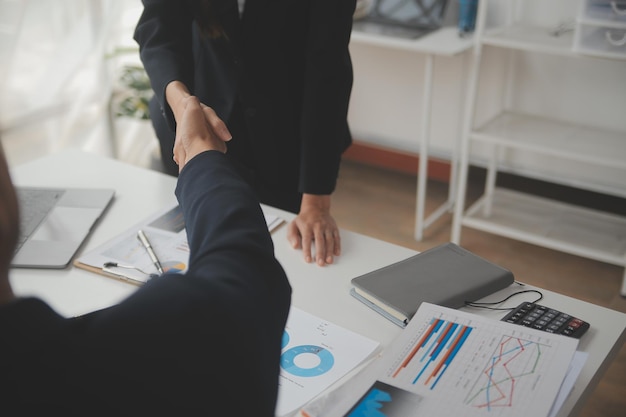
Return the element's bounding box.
[137,229,164,274]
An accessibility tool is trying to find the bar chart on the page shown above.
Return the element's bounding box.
[391,317,473,389]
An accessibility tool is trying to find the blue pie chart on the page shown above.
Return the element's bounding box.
[281,344,334,377]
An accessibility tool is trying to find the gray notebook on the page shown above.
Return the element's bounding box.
[350,242,514,327]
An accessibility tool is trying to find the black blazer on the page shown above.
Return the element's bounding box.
[0,151,291,416]
[135,0,356,195]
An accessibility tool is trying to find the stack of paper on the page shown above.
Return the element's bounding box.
[74,203,284,284]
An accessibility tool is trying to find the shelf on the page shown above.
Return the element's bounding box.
[482,23,575,56]
[578,16,626,30]
[463,188,626,267]
[575,1,626,60]
[580,2,626,26]
[471,111,626,171]
[574,24,626,60]
[453,0,626,296]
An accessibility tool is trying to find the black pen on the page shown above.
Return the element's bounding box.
[137,229,164,274]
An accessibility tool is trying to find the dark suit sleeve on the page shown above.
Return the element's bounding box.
[299,0,356,194]
[134,0,195,131]
[0,151,291,416]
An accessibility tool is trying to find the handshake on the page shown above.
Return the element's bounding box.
[172,96,232,172]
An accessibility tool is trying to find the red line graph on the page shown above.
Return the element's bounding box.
[466,336,543,410]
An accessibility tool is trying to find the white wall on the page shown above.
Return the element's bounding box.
[348,41,469,158]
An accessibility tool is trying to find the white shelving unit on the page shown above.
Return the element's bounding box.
[574,0,626,59]
[451,0,626,295]
[350,26,473,240]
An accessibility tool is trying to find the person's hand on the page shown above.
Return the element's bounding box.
[287,194,341,266]
[173,96,232,172]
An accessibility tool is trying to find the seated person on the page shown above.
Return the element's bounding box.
[0,96,292,416]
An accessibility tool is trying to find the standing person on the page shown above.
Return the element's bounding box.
[134,0,357,266]
[0,96,291,416]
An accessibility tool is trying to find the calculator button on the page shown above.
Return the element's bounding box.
[569,319,583,328]
[502,302,590,339]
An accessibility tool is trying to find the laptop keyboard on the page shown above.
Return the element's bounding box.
[16,188,65,251]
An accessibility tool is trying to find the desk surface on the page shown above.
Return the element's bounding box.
[350,26,474,56]
[9,149,626,417]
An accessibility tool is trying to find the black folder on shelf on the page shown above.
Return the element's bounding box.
[350,242,514,327]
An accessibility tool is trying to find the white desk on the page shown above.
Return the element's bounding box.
[350,27,474,241]
[9,149,626,417]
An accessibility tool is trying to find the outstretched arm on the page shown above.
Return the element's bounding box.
[0,97,291,415]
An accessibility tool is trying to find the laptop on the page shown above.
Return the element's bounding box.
[353,0,448,40]
[11,186,115,269]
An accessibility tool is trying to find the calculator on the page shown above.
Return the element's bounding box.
[501,302,590,338]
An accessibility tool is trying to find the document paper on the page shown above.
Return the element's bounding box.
[276,307,381,417]
[75,202,283,284]
[301,302,579,417]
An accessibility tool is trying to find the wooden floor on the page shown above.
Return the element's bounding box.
[332,159,626,417]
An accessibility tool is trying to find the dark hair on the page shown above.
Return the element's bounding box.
[191,0,227,39]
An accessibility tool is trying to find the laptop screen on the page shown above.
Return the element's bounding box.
[12,186,114,269]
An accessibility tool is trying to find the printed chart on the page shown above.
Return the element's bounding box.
[465,335,547,411]
[390,317,473,390]
[374,303,579,417]
[101,206,189,279]
[345,381,422,417]
[275,307,380,417]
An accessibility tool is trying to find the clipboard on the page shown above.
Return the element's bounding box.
[74,202,284,284]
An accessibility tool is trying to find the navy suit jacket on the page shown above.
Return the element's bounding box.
[135,0,356,194]
[0,151,292,416]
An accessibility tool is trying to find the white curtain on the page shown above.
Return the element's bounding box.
[0,0,144,166]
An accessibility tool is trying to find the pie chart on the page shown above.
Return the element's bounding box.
[280,344,334,377]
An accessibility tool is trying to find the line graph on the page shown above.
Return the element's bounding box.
[465,336,545,411]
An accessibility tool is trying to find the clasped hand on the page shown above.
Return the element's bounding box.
[172,96,231,171]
